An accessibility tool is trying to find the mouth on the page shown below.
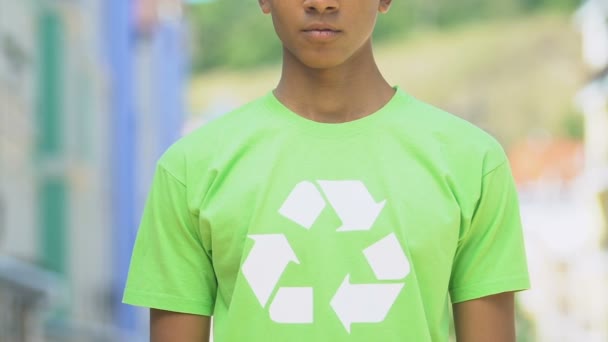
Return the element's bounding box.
[303,23,340,32]
[302,24,342,41]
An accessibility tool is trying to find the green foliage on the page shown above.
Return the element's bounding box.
[186,0,581,72]
[187,0,282,71]
[561,110,585,140]
[372,1,415,41]
[516,301,536,342]
[520,0,580,10]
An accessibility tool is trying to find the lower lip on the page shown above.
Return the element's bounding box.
[302,30,341,41]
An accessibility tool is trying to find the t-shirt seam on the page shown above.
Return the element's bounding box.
[458,156,510,244]
[449,274,530,295]
[158,161,187,187]
[154,160,207,250]
[124,288,215,307]
[262,87,412,139]
[262,99,368,139]
[482,156,507,179]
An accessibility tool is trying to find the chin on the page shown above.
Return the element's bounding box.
[283,46,356,71]
[296,53,348,70]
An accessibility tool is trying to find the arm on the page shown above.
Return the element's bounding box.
[123,161,217,340]
[450,157,529,341]
[150,309,211,342]
[453,292,515,342]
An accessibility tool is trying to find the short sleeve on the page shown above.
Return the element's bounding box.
[123,162,217,316]
[449,159,530,303]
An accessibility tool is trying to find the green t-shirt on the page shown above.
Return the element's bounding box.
[123,88,530,341]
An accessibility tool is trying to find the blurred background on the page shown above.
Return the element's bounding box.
[0,0,606,341]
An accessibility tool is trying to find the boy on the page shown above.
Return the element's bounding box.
[123,0,530,341]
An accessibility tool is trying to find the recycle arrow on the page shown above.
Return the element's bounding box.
[363,233,410,281]
[241,234,300,307]
[317,180,386,232]
[330,275,404,333]
[278,181,326,230]
[269,287,314,324]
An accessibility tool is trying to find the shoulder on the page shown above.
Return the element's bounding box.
[395,93,507,175]
[157,94,272,182]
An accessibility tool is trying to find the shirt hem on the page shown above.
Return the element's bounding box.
[123,288,215,316]
[449,276,531,304]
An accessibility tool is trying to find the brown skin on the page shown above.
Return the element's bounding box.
[453,292,516,342]
[260,0,395,123]
[150,1,517,341]
[150,309,210,342]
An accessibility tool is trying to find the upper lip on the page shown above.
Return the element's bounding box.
[302,23,340,32]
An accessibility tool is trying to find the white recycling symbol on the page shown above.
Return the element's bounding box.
[241,180,410,333]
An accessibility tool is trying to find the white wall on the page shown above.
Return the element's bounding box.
[0,0,38,262]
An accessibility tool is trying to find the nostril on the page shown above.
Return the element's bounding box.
[306,7,338,14]
[305,2,339,14]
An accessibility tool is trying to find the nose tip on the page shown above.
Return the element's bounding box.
[303,0,339,14]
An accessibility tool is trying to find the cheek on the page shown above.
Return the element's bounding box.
[352,10,378,40]
[271,16,291,45]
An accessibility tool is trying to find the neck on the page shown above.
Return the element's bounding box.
[274,42,394,123]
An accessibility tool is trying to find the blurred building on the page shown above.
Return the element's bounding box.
[0,0,187,340]
[576,0,608,247]
[512,1,608,341]
[511,138,608,342]
[576,0,608,181]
